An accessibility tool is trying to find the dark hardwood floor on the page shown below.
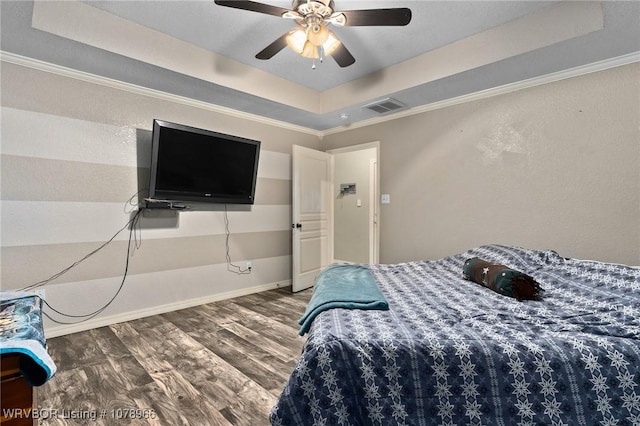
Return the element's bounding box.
[37,287,312,425]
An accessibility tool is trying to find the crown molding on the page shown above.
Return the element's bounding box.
[0,51,324,138]
[2,50,638,139]
[323,51,640,136]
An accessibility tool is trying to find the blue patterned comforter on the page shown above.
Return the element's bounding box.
[0,292,57,386]
[271,245,640,425]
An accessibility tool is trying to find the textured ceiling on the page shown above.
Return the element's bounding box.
[1,1,639,131]
[82,0,557,91]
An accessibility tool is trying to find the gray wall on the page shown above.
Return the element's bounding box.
[2,57,638,338]
[1,61,320,335]
[323,63,640,266]
[333,148,377,263]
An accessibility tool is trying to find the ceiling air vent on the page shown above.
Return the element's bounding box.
[362,97,406,115]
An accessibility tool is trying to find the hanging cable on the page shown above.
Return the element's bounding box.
[41,209,143,324]
[19,191,145,324]
[224,204,251,275]
[20,209,143,292]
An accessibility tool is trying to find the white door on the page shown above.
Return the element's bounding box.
[292,145,333,292]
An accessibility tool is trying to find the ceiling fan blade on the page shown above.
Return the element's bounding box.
[340,8,412,26]
[256,33,288,60]
[214,1,290,18]
[330,43,355,67]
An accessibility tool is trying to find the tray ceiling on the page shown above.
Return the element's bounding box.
[1,1,639,131]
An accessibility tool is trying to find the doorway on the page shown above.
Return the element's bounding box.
[328,142,380,264]
[291,142,379,292]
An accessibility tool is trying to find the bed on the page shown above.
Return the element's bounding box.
[270,245,640,425]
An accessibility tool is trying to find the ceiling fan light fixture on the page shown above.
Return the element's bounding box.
[285,27,307,54]
[286,26,339,59]
[307,22,329,46]
[301,40,320,59]
[216,0,412,67]
[321,30,340,56]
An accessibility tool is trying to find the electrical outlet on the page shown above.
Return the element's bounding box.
[246,261,252,271]
[33,288,46,301]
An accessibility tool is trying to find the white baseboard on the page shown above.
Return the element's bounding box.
[45,280,291,338]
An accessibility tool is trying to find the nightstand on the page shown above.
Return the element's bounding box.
[1,353,35,426]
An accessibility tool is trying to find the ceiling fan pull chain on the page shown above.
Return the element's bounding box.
[319,45,324,63]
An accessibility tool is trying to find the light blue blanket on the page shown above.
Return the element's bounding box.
[298,264,389,335]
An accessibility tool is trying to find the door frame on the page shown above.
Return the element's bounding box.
[327,141,380,264]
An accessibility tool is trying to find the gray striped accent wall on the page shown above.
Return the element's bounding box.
[1,61,321,336]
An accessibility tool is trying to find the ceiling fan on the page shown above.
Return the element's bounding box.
[214,0,412,68]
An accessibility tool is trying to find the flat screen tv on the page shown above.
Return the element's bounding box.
[148,119,260,204]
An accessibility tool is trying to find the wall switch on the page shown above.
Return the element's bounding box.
[381,194,391,204]
[356,199,362,207]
